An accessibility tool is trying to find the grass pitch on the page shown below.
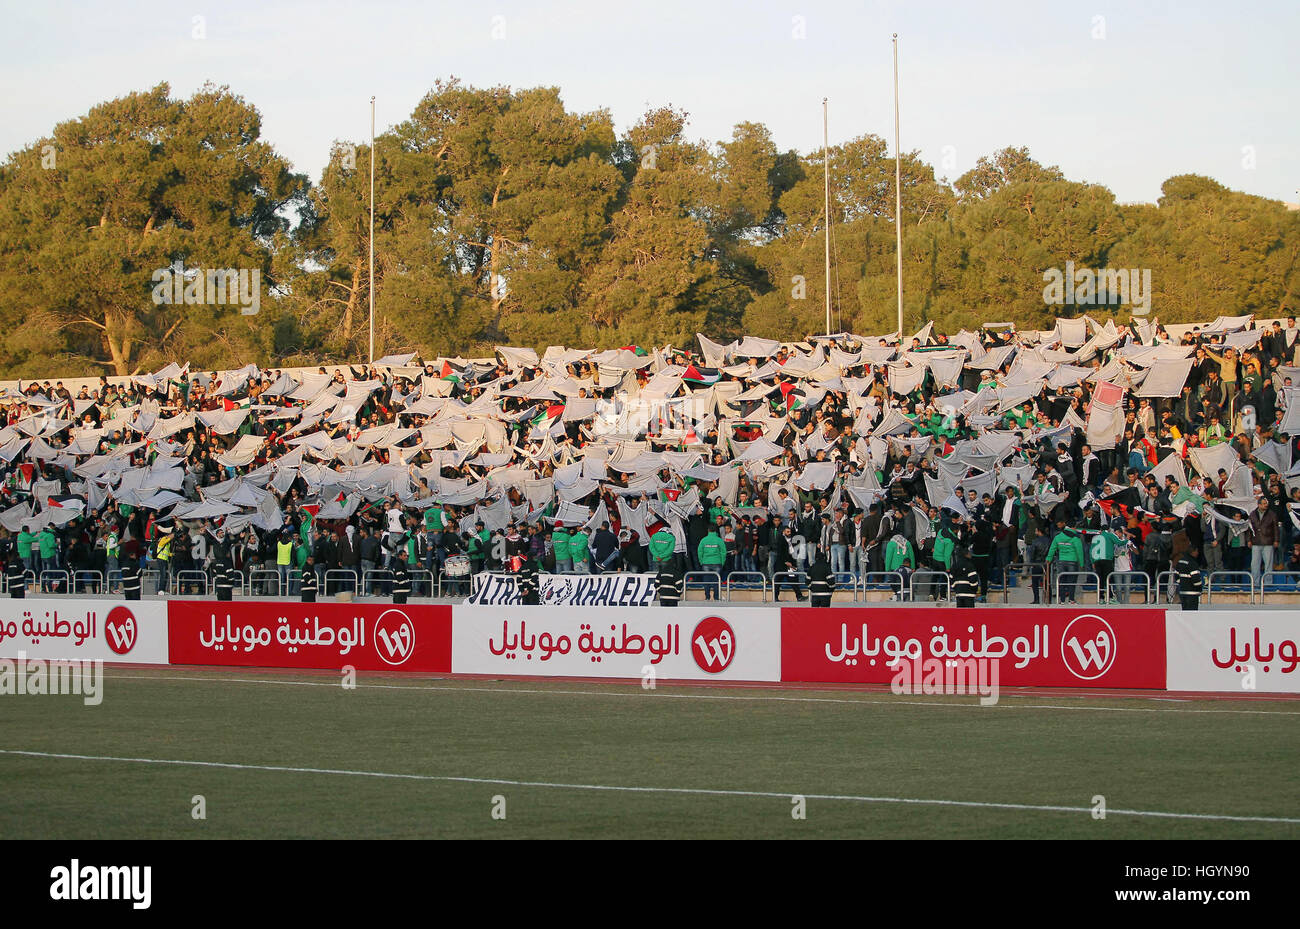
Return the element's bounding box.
[2,669,1296,839]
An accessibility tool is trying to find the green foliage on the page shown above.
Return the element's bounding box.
[0,87,1295,375]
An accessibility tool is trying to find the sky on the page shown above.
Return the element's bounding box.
[1,0,1296,205]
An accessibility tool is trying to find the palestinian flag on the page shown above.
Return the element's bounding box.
[732,421,764,441]
[682,364,720,386]
[620,345,649,357]
[771,381,804,411]
[1099,486,1141,519]
[440,360,466,383]
[46,494,86,513]
[658,488,682,504]
[531,403,566,427]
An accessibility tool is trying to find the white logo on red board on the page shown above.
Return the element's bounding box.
[104,606,137,655]
[1061,614,1116,681]
[374,609,415,666]
[692,616,734,673]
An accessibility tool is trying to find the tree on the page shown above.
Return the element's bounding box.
[954,146,1065,203]
[0,83,305,376]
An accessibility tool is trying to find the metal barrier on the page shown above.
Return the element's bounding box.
[72,570,104,594]
[859,571,907,601]
[909,570,951,603]
[247,568,282,597]
[1155,570,1176,604]
[172,570,209,596]
[411,567,437,598]
[366,568,395,595]
[438,569,470,599]
[1052,570,1099,604]
[142,569,162,595]
[1207,571,1254,604]
[772,571,808,601]
[38,570,70,593]
[1005,562,1046,603]
[1106,570,1152,604]
[683,571,724,600]
[325,569,358,596]
[827,572,857,601]
[1259,571,1300,599]
[724,571,768,602]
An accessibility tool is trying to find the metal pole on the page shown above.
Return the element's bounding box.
[823,98,831,337]
[369,96,376,365]
[892,35,904,340]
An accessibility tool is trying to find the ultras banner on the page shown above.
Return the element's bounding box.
[466,572,657,606]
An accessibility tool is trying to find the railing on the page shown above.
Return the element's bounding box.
[72,570,104,594]
[909,570,951,603]
[438,569,473,599]
[1005,562,1046,603]
[724,571,768,602]
[772,571,808,600]
[1155,570,1176,604]
[1207,571,1254,604]
[212,569,245,596]
[324,569,358,596]
[411,566,437,598]
[38,570,69,593]
[859,571,907,601]
[830,572,857,600]
[1106,570,1152,604]
[142,568,162,595]
[171,570,209,596]
[366,568,394,595]
[247,568,282,597]
[683,571,723,600]
[1052,570,1099,604]
[1259,571,1300,598]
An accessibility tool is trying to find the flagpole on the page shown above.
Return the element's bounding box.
[823,97,831,338]
[369,95,376,366]
[892,35,904,340]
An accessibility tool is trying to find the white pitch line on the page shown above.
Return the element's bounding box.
[102,672,1300,716]
[2,748,1297,825]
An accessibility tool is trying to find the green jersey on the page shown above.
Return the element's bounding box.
[697,533,727,566]
[1047,530,1085,564]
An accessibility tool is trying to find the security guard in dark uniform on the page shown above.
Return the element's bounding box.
[121,557,143,601]
[952,547,980,609]
[299,557,320,602]
[808,553,835,607]
[213,557,236,601]
[656,562,682,607]
[1175,547,1203,611]
[517,556,540,605]
[7,553,27,599]
[391,557,411,604]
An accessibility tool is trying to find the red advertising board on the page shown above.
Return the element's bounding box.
[168,599,452,672]
[781,607,1166,689]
